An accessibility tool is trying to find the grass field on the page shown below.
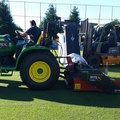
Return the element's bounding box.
[0,65,120,120]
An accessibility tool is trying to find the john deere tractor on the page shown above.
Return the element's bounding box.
[0,29,60,90]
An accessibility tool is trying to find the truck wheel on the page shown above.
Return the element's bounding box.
[87,55,101,68]
[20,51,60,90]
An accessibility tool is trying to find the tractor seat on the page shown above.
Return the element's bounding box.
[36,34,43,45]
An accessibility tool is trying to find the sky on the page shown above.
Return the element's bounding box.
[8,0,120,6]
[3,0,120,31]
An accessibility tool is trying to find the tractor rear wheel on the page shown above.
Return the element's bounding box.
[20,51,60,90]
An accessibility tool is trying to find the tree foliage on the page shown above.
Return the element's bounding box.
[69,6,80,25]
[102,19,120,36]
[0,2,22,37]
[39,4,58,30]
[93,19,120,42]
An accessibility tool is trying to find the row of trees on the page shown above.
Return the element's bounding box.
[39,4,80,30]
[1,1,120,38]
[0,1,80,36]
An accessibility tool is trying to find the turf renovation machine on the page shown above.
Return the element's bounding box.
[54,20,120,93]
[63,54,120,93]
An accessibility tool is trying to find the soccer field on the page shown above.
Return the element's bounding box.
[0,65,120,120]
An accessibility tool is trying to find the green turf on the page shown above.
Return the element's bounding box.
[0,65,120,120]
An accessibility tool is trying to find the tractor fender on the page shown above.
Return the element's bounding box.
[15,45,50,69]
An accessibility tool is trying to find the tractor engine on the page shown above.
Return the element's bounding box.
[0,34,16,66]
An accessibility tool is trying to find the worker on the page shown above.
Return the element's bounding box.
[17,20,41,44]
[101,26,117,53]
[15,20,41,58]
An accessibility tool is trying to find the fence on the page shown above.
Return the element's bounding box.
[7,1,120,30]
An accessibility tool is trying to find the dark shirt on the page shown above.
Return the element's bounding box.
[26,26,41,43]
[108,32,117,45]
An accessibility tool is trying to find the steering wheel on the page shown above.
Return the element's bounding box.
[15,30,24,40]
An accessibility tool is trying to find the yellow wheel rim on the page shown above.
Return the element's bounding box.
[29,61,51,83]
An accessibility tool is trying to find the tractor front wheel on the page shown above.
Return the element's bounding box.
[20,51,60,90]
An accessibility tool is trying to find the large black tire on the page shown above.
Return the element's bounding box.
[87,55,101,68]
[20,51,60,90]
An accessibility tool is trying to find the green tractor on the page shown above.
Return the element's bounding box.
[0,30,60,90]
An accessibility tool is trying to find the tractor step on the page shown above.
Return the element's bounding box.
[0,65,15,76]
[0,70,13,76]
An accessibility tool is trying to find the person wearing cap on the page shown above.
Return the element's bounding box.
[101,26,117,53]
